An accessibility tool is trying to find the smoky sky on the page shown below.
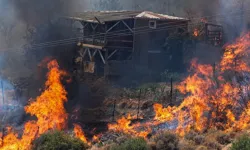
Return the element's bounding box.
[5,0,250,33]
[0,0,248,78]
[10,0,73,25]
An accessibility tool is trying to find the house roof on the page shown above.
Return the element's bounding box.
[64,11,188,23]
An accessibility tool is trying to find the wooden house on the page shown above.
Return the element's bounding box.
[62,11,190,76]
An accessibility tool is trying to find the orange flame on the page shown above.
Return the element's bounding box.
[25,60,68,135]
[193,28,199,37]
[152,32,250,136]
[153,103,175,123]
[108,114,151,139]
[0,59,68,150]
[73,124,88,144]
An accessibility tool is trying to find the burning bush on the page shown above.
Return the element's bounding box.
[110,137,149,150]
[32,130,87,150]
[152,32,250,136]
[231,135,250,150]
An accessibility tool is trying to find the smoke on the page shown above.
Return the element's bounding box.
[216,0,249,41]
[0,0,78,113]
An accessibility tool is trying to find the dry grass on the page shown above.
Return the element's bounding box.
[178,139,197,150]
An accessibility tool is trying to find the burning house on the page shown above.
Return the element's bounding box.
[62,11,190,76]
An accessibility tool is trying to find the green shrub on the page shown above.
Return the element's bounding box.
[32,130,87,150]
[231,135,250,150]
[153,131,179,150]
[111,137,149,150]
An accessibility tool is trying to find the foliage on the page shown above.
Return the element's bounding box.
[111,137,149,150]
[152,131,179,150]
[120,83,160,99]
[120,82,172,103]
[120,87,140,99]
[32,130,87,150]
[161,70,181,82]
[231,135,250,150]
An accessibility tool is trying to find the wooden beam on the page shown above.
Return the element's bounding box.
[98,50,106,64]
[206,23,223,28]
[127,54,132,60]
[91,23,98,30]
[82,43,103,50]
[106,21,121,33]
[87,48,92,61]
[108,40,133,43]
[83,22,89,29]
[122,20,133,33]
[79,48,87,58]
[107,49,118,60]
[94,17,102,24]
[92,49,98,57]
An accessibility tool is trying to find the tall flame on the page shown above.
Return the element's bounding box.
[25,60,68,134]
[0,59,68,150]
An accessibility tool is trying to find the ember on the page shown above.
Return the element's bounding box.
[193,28,199,37]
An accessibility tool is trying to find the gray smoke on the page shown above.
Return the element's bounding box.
[0,0,247,90]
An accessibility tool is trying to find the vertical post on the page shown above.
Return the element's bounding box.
[1,81,4,105]
[104,24,108,78]
[112,99,116,122]
[205,23,208,43]
[137,89,142,120]
[170,77,173,106]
